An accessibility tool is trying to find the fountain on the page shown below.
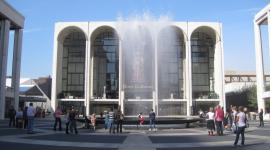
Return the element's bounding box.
[116,13,183,116]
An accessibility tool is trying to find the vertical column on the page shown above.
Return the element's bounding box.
[11,29,23,112]
[85,31,90,116]
[186,39,192,116]
[186,22,193,116]
[216,23,225,109]
[154,37,158,115]
[51,30,61,112]
[0,20,10,119]
[119,39,124,113]
[254,22,265,113]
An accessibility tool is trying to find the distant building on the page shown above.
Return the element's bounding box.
[5,76,51,116]
[0,0,24,119]
[52,21,225,117]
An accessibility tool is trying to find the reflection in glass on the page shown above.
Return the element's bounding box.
[60,32,86,99]
[191,31,216,99]
[93,30,119,99]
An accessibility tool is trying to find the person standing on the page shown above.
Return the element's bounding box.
[259,108,264,127]
[23,106,28,129]
[215,105,224,136]
[27,103,36,134]
[65,108,71,134]
[116,109,124,133]
[137,113,144,129]
[224,108,233,130]
[104,111,109,130]
[53,106,62,131]
[206,107,215,136]
[108,108,115,133]
[8,106,16,127]
[15,107,23,128]
[234,106,246,147]
[149,109,156,131]
[91,113,96,131]
[69,107,78,134]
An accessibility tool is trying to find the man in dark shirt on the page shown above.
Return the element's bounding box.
[8,106,16,127]
[259,109,264,127]
[69,107,78,134]
[149,109,156,131]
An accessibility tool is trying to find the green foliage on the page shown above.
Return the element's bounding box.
[246,85,257,110]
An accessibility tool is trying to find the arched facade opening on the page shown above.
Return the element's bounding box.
[91,27,119,99]
[56,27,87,114]
[157,26,186,116]
[58,29,86,99]
[191,27,218,100]
[158,26,186,99]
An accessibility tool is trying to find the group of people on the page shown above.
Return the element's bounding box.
[53,106,79,134]
[136,109,157,131]
[103,108,124,133]
[8,103,36,134]
[204,105,265,146]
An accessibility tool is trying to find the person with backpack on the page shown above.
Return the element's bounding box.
[233,106,246,147]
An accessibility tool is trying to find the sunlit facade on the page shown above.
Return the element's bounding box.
[52,22,225,117]
[254,4,270,117]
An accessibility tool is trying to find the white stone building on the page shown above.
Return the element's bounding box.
[52,21,225,117]
[254,3,270,117]
[0,0,24,119]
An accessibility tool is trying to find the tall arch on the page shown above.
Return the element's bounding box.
[157,26,186,116]
[190,26,218,100]
[56,26,87,113]
[91,26,119,99]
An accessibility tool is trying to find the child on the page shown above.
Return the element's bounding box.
[137,113,144,129]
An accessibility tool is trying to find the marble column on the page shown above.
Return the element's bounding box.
[0,20,10,119]
[11,29,23,112]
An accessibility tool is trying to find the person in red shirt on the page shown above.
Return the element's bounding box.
[215,105,224,136]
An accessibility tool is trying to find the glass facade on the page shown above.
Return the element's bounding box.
[60,32,86,99]
[92,30,119,99]
[158,27,185,99]
[54,23,224,117]
[191,31,216,99]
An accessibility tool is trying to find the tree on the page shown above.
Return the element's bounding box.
[246,85,257,111]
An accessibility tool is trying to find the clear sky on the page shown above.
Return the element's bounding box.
[5,0,270,78]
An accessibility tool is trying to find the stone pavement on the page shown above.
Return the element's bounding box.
[0,119,269,150]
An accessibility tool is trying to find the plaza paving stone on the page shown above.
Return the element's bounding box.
[0,141,117,150]
[0,119,269,150]
[24,133,127,143]
[149,134,255,143]
[0,128,31,136]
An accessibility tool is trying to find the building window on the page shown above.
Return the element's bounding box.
[60,31,86,99]
[191,32,216,99]
[158,27,185,99]
[93,30,119,99]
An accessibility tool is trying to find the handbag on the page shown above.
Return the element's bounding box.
[232,123,238,134]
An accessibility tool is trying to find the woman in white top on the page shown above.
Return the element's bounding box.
[233,106,246,146]
[206,107,215,136]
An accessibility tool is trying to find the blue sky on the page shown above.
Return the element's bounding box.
[5,0,270,78]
